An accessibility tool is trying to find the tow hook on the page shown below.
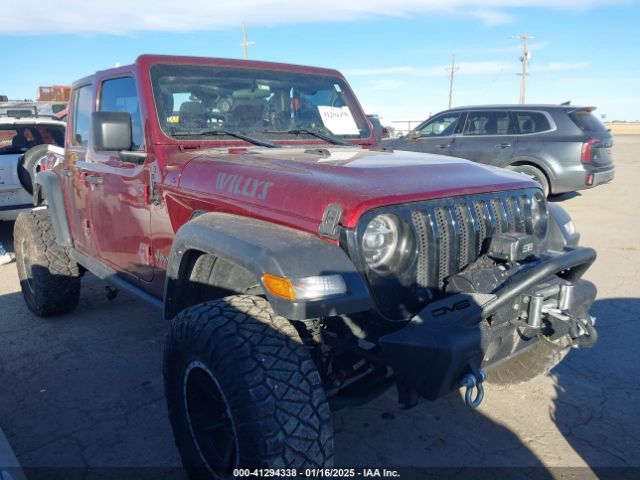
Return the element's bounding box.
[570,315,598,348]
[459,367,486,409]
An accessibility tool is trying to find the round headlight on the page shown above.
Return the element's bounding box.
[530,192,548,236]
[362,213,412,275]
[362,214,399,269]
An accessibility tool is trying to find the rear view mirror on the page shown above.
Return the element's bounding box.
[92,111,132,151]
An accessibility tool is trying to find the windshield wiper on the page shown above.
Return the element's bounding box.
[172,129,280,148]
[264,128,350,146]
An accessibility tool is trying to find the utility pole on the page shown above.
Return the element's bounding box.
[513,33,534,104]
[445,54,459,109]
[240,24,255,60]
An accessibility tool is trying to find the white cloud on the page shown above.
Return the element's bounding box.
[533,61,589,72]
[0,0,628,35]
[345,60,588,77]
[470,9,515,26]
[367,79,407,91]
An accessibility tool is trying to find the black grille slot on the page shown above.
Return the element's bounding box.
[474,200,488,254]
[411,211,429,289]
[455,204,470,269]
[506,196,517,231]
[435,207,450,285]
[490,198,505,233]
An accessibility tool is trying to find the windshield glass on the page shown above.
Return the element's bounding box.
[570,110,609,133]
[0,124,65,154]
[150,64,370,142]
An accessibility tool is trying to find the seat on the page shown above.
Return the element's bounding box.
[466,120,477,135]
[229,104,264,131]
[11,130,36,150]
[484,118,498,135]
[521,119,534,134]
[179,101,207,130]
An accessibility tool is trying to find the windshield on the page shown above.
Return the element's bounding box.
[0,124,65,154]
[150,64,370,142]
[570,110,609,133]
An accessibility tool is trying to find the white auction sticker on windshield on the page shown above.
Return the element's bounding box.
[317,106,360,135]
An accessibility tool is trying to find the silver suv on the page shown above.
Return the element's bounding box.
[386,104,615,196]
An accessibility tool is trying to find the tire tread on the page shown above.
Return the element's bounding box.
[164,295,334,473]
[14,209,80,316]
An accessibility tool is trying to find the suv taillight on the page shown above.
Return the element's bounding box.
[581,138,600,164]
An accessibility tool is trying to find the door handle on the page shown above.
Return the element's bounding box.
[495,143,511,149]
[85,174,103,185]
[437,143,450,149]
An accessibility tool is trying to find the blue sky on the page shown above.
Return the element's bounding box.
[2,0,639,123]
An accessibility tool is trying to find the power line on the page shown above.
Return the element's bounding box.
[445,54,459,109]
[240,24,255,60]
[513,33,534,104]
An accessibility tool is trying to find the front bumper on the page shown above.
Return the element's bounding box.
[378,247,597,402]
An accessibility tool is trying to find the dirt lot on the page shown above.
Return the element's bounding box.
[0,137,638,477]
[606,122,640,135]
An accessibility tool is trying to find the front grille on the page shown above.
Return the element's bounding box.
[410,190,536,289]
[349,188,545,320]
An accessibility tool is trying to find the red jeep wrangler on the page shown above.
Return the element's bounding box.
[15,55,597,475]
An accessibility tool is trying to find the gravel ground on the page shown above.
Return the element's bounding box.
[0,136,638,478]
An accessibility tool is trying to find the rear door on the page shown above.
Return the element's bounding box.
[450,110,517,166]
[392,111,464,156]
[510,109,555,162]
[86,75,153,283]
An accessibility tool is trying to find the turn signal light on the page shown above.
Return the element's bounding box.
[262,274,295,300]
[261,274,348,301]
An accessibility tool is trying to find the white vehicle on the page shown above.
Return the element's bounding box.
[0,117,65,221]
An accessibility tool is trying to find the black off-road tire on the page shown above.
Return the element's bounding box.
[14,209,81,316]
[164,295,334,478]
[508,164,550,197]
[486,338,570,385]
[18,144,49,196]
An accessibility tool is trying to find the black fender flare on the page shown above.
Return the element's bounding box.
[547,203,580,251]
[164,212,373,320]
[34,170,73,247]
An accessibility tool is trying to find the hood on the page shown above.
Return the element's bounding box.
[176,146,538,230]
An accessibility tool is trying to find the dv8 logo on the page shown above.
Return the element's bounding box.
[432,299,471,317]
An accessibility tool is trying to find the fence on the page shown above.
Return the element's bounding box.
[388,120,423,136]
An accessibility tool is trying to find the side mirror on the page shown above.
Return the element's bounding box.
[91,111,132,151]
[407,130,420,140]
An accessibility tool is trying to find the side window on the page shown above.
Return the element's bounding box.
[464,111,510,136]
[514,111,551,134]
[100,77,143,150]
[416,113,462,137]
[71,85,94,147]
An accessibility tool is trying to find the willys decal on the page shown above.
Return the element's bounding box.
[215,173,274,200]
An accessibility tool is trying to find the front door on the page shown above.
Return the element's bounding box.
[394,111,465,156]
[450,110,517,167]
[86,76,153,283]
[62,84,95,256]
